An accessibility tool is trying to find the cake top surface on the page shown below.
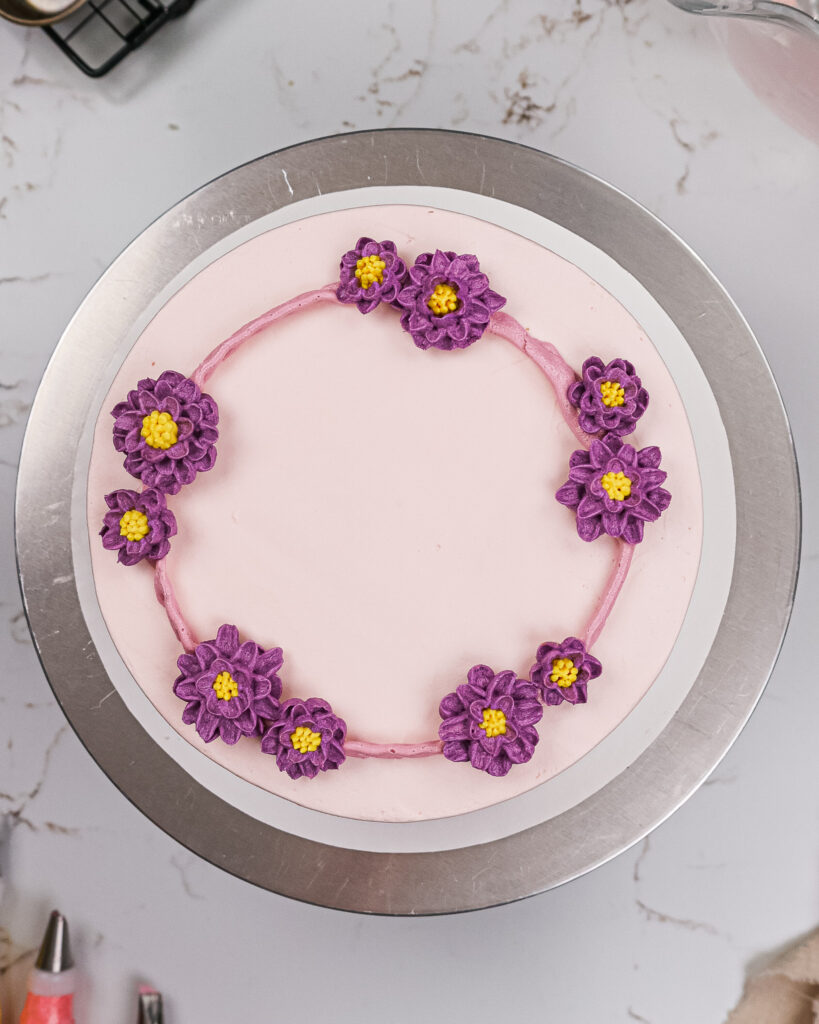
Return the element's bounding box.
[86,203,703,823]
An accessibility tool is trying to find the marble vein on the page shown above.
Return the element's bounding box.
[0,725,68,836]
[635,898,721,936]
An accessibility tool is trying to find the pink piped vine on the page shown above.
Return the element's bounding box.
[104,241,669,779]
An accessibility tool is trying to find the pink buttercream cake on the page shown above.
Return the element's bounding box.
[86,204,703,822]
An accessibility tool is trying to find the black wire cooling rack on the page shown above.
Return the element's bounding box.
[44,0,196,77]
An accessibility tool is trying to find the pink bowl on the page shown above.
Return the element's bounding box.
[668,0,819,143]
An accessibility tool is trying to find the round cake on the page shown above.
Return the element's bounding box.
[85,204,703,824]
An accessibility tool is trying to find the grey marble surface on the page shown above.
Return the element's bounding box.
[1,2,817,1021]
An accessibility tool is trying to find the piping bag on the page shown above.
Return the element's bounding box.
[19,911,75,1024]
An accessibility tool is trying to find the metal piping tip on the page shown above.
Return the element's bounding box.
[34,910,74,973]
[137,988,163,1024]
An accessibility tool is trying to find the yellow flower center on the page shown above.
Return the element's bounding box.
[141,410,178,450]
[212,670,238,701]
[291,725,322,754]
[355,254,386,290]
[550,658,578,688]
[427,282,461,316]
[600,380,626,407]
[601,471,632,501]
[119,509,150,542]
[479,707,507,738]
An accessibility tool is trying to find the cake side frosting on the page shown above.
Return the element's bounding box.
[85,205,703,822]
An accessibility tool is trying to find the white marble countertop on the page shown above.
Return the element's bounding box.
[1,2,817,1021]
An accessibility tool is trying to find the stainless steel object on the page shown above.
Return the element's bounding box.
[15,130,800,914]
[137,990,163,1024]
[667,0,819,32]
[34,910,74,973]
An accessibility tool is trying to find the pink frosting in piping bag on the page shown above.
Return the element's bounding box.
[151,291,636,759]
[19,993,75,1024]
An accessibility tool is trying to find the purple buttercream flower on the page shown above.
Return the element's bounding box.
[173,624,282,746]
[261,697,347,780]
[555,433,672,545]
[336,237,408,313]
[99,487,177,566]
[530,636,602,707]
[111,370,219,495]
[395,250,506,351]
[438,664,543,777]
[568,356,649,437]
